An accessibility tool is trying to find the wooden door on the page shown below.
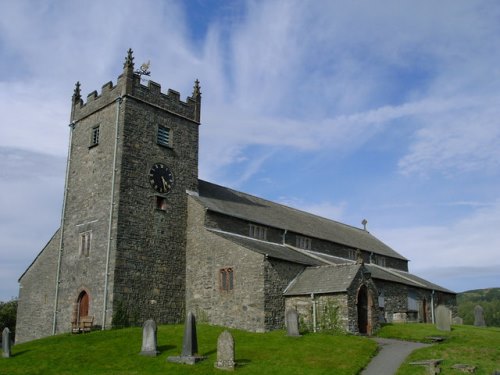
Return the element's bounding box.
[357,285,368,334]
[78,291,89,320]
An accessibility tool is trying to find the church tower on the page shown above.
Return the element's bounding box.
[52,49,201,332]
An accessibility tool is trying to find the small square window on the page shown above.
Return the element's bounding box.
[157,125,171,147]
[220,268,234,292]
[249,224,267,240]
[347,249,357,260]
[155,196,168,211]
[376,256,386,267]
[90,126,100,147]
[296,235,311,250]
[80,231,91,257]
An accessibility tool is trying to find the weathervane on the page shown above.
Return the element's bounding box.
[135,60,151,77]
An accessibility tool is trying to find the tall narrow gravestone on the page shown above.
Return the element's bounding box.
[286,309,301,337]
[140,319,159,356]
[473,305,486,327]
[2,327,11,358]
[215,330,235,371]
[435,305,451,331]
[167,312,205,365]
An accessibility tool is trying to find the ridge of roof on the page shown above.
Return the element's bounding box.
[196,179,407,261]
[198,179,372,233]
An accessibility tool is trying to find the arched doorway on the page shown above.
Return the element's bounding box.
[357,285,369,334]
[77,291,89,320]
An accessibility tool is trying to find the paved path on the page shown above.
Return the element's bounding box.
[361,338,430,375]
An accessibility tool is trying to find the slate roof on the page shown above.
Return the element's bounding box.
[365,264,455,294]
[284,264,362,295]
[208,229,325,266]
[195,180,407,260]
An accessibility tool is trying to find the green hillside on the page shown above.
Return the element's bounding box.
[0,324,376,375]
[2,323,499,374]
[457,287,500,326]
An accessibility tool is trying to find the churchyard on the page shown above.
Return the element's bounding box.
[1,321,499,374]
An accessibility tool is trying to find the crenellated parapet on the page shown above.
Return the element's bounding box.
[71,49,201,123]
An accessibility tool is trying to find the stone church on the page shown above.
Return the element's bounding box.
[15,50,456,343]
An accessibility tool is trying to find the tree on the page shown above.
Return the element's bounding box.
[0,299,18,338]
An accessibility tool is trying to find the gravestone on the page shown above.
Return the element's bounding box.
[286,309,301,337]
[452,316,463,325]
[140,319,159,356]
[167,312,205,365]
[473,305,486,327]
[435,305,451,331]
[214,330,235,371]
[2,327,11,358]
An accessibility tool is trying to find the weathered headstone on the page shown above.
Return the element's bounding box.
[214,330,235,371]
[2,327,11,358]
[286,308,301,337]
[452,316,463,325]
[473,305,486,327]
[140,319,159,356]
[167,312,205,365]
[435,305,451,331]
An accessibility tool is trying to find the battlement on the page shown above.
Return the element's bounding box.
[71,49,201,123]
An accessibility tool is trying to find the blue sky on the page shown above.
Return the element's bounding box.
[1,0,500,301]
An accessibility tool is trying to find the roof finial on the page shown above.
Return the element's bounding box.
[123,48,135,70]
[72,81,81,104]
[192,79,201,99]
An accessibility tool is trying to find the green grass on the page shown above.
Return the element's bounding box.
[377,323,500,375]
[0,324,377,374]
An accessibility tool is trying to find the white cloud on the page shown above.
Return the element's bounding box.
[1,0,500,299]
[376,200,500,289]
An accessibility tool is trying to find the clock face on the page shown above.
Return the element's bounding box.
[149,163,174,194]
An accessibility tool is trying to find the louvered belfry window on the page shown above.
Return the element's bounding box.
[157,125,171,147]
[91,126,100,146]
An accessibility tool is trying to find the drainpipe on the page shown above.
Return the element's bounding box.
[311,293,317,332]
[53,122,75,335]
[102,96,122,330]
[431,290,435,324]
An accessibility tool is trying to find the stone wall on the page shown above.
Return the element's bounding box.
[263,259,305,330]
[374,280,457,323]
[111,89,199,326]
[186,198,268,332]
[16,231,60,343]
[54,99,120,333]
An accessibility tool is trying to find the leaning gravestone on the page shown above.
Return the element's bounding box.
[214,330,235,371]
[452,316,463,325]
[167,312,205,365]
[435,305,451,331]
[2,327,11,358]
[473,305,486,327]
[286,308,301,337]
[140,319,159,356]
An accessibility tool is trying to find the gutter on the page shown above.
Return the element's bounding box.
[52,121,75,335]
[102,96,122,330]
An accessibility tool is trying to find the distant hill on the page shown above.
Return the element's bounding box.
[457,287,500,327]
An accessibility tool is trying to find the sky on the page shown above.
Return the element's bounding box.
[1,0,499,301]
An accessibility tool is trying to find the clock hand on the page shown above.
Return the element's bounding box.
[161,176,171,190]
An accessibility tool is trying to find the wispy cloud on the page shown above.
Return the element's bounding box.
[1,0,500,299]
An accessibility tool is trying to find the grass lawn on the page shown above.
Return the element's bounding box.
[378,323,500,375]
[0,324,377,374]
